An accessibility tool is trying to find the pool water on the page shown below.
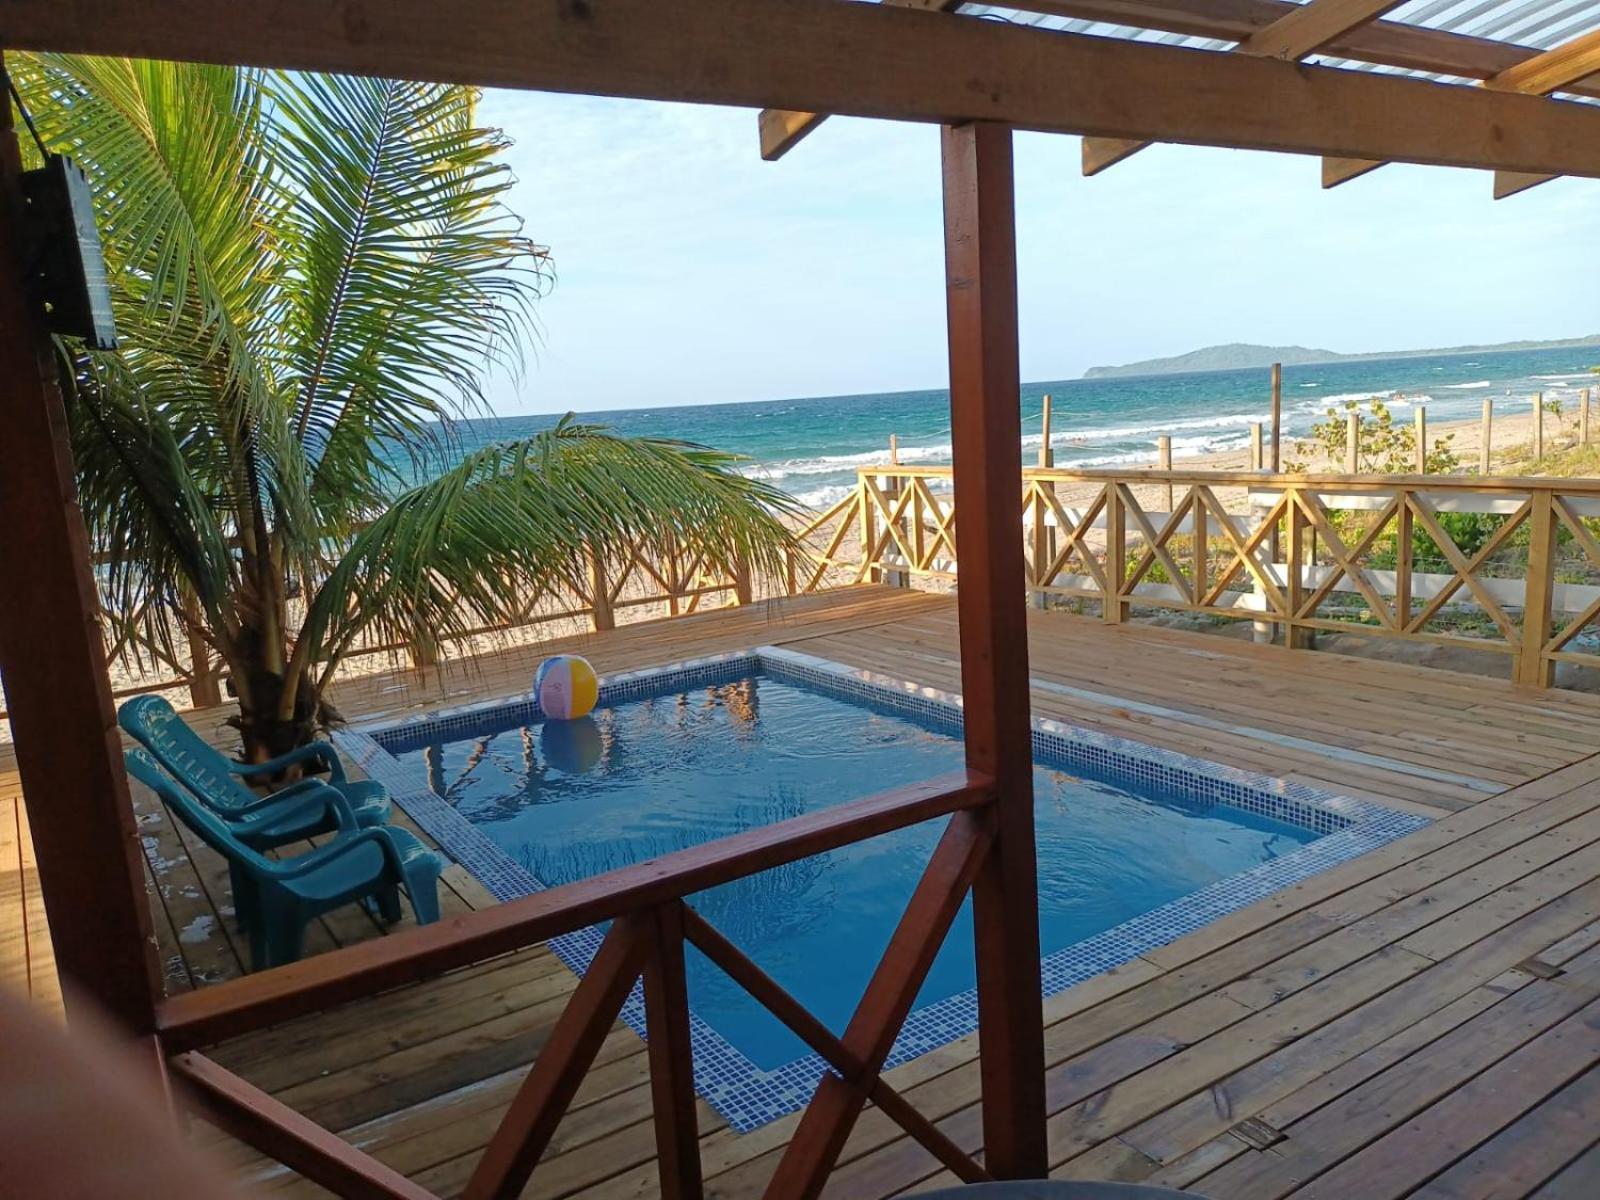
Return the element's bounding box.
[397,675,1316,1071]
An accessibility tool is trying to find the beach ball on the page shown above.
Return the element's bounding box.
[542,716,603,775]
[536,654,598,720]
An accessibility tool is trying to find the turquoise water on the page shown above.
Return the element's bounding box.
[429,345,1597,508]
[400,676,1315,1070]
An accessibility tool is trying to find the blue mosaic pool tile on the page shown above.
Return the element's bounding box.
[351,645,1430,1133]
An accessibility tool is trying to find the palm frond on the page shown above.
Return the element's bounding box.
[294,419,799,686]
[268,73,550,533]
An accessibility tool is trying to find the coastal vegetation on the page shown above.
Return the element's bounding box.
[17,56,797,760]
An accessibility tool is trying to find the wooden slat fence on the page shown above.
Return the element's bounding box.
[812,465,1600,688]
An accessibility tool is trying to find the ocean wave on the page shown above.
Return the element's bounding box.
[1026,409,1274,445]
[792,483,858,509]
[1532,374,1582,381]
[1317,389,1396,405]
[747,440,954,480]
[1441,380,1491,389]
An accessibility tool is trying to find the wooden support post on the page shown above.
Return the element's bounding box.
[1249,422,1263,472]
[0,57,162,1032]
[1415,406,1427,474]
[939,120,1046,1179]
[1345,412,1361,474]
[643,903,702,1200]
[1269,362,1283,473]
[1534,391,1545,460]
[1517,488,1557,688]
[1583,388,1592,445]
[1481,398,1494,475]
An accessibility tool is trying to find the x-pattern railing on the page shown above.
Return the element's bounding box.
[815,464,1600,689]
[152,772,1000,1199]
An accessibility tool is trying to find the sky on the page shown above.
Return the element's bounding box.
[476,89,1600,416]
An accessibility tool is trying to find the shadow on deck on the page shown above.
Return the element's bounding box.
[7,585,1600,1198]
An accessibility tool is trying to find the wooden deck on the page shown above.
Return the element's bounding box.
[9,586,1600,1197]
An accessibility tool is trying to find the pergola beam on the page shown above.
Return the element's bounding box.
[1325,27,1600,194]
[13,0,1600,180]
[760,0,1600,164]
[1081,0,1406,176]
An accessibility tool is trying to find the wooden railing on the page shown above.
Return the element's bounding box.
[811,464,1600,688]
[154,771,999,1199]
[3,537,784,720]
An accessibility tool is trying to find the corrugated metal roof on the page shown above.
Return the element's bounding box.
[958,1,1600,95]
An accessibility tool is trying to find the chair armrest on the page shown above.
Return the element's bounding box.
[269,826,392,879]
[230,742,347,784]
[231,782,361,833]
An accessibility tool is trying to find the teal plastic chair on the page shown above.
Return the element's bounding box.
[118,695,390,847]
[125,748,443,970]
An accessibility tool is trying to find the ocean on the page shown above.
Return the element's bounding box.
[450,345,1599,509]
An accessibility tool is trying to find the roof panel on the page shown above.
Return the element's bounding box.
[957,0,1600,97]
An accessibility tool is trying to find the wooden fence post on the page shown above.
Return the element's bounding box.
[884,435,907,589]
[1345,412,1360,474]
[1103,482,1126,625]
[1583,388,1592,445]
[1516,488,1556,688]
[182,594,223,708]
[1286,489,1312,650]
[860,466,879,585]
[1533,391,1544,460]
[1158,434,1172,515]
[589,546,616,631]
[1481,398,1493,475]
[1414,406,1427,474]
[1031,402,1054,610]
[939,119,1046,1179]
[1249,422,1263,472]
[1270,362,1283,472]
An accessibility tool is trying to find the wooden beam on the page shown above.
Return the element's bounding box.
[758,0,959,161]
[941,120,1048,1179]
[1082,0,1405,176]
[765,0,1600,161]
[0,55,163,1032]
[13,1,1600,179]
[1325,27,1600,193]
[1487,29,1600,97]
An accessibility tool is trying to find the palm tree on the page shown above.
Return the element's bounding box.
[16,56,797,761]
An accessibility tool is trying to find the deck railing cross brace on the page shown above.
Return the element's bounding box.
[764,809,997,1198]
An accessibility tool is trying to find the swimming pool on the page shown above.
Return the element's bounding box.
[339,647,1427,1130]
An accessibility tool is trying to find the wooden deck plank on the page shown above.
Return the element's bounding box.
[9,588,1600,1197]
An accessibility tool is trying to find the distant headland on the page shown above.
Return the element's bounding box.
[1083,334,1600,380]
